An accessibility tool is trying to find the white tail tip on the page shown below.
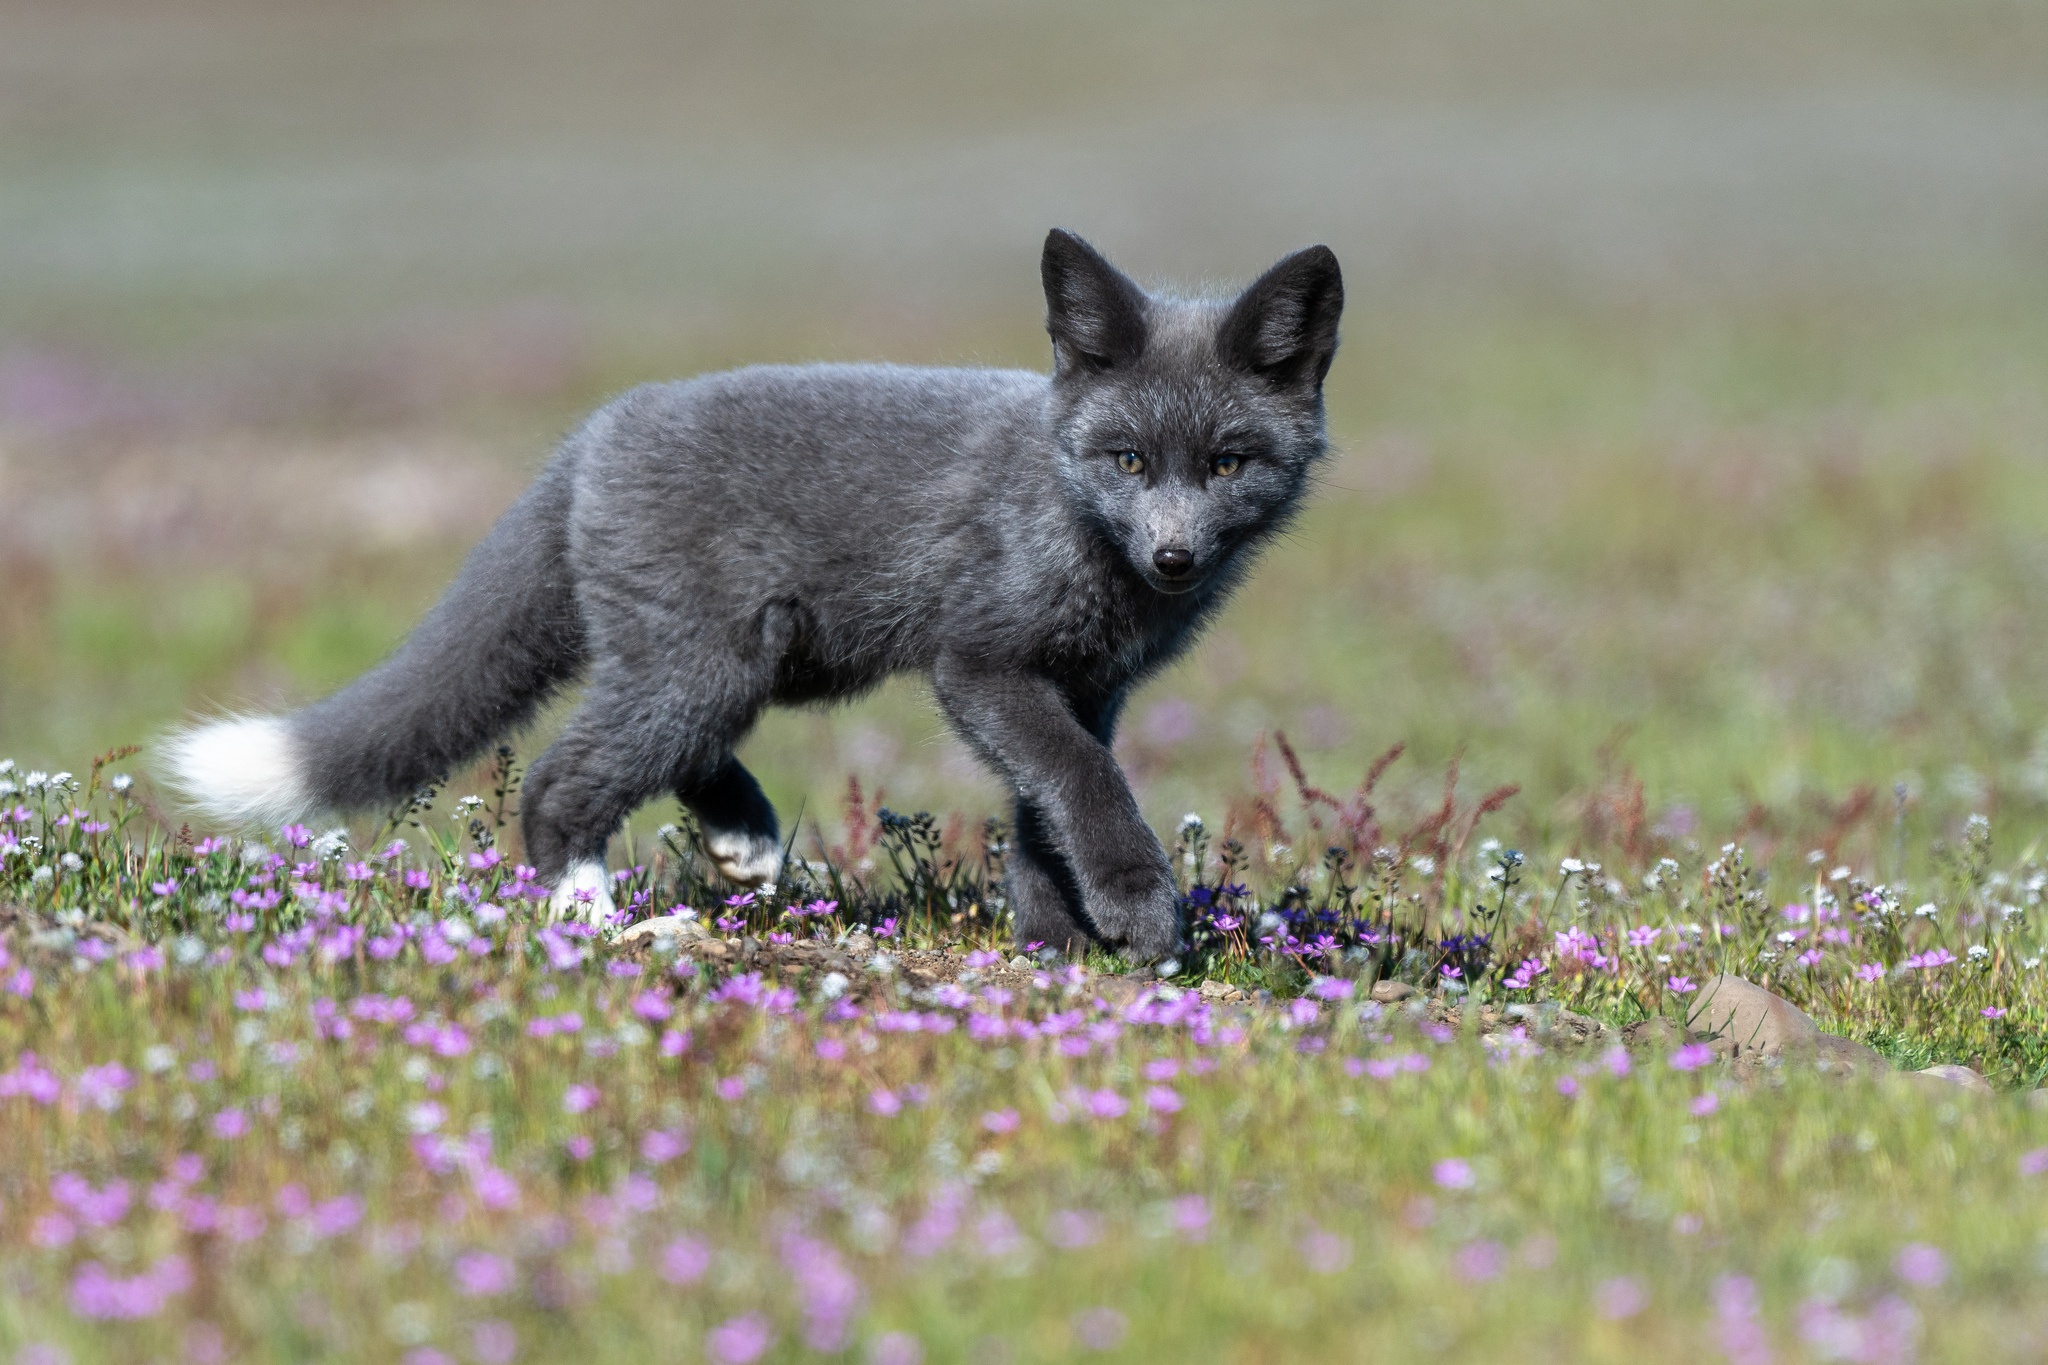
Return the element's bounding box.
[160,715,315,831]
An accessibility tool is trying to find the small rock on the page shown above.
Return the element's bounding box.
[1371,980,1417,1004]
[843,932,875,955]
[1622,1017,1687,1055]
[1094,976,1146,1008]
[1812,1034,1890,1079]
[1550,1010,1608,1045]
[1008,955,1032,970]
[613,913,706,946]
[696,939,731,961]
[1198,979,1232,1000]
[1911,1064,1994,1095]
[1685,975,1820,1061]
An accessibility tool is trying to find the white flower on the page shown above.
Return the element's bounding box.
[1913,903,1939,919]
[1409,856,1436,876]
[1829,865,1851,882]
[108,774,133,793]
[438,917,475,945]
[1180,812,1204,831]
[58,852,83,871]
[0,759,12,774]
[23,771,48,791]
[0,780,14,797]
[1967,944,1990,960]
[31,865,53,884]
[1560,858,1586,875]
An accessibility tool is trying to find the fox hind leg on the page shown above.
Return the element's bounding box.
[523,679,756,924]
[683,756,783,889]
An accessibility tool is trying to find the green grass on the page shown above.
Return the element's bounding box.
[3,760,2048,1361]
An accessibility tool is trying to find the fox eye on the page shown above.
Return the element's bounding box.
[1115,451,1146,476]
[1210,453,1243,478]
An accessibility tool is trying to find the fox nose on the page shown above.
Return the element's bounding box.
[1152,546,1194,579]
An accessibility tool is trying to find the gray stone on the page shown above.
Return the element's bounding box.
[1622,1017,1687,1055]
[1685,975,1821,1061]
[613,912,706,946]
[1370,980,1418,1004]
[1910,1064,1994,1095]
[1811,1034,1890,1079]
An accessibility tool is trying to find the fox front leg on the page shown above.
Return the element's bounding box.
[932,660,1181,963]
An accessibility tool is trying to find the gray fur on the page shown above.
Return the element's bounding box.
[282,231,1341,959]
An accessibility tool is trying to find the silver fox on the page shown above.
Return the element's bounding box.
[165,231,1343,961]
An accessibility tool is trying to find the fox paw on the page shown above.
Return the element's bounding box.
[704,830,782,890]
[548,860,617,925]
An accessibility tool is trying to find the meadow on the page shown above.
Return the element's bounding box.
[9,0,2048,1358]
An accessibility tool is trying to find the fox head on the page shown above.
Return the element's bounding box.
[1040,229,1342,597]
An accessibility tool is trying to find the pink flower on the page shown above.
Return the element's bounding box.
[640,1129,688,1164]
[1691,1092,1721,1117]
[2018,1148,2048,1177]
[869,1331,923,1365]
[561,1084,600,1115]
[1143,1086,1183,1115]
[472,1322,518,1365]
[1170,1195,1210,1242]
[1071,1308,1126,1352]
[1453,1239,1507,1282]
[452,1252,515,1297]
[1982,1006,2008,1019]
[867,1089,902,1117]
[211,1109,247,1140]
[706,1314,774,1365]
[660,1029,691,1057]
[1668,1044,1715,1072]
[1298,1227,1351,1273]
[661,1235,712,1285]
[1045,1209,1099,1250]
[981,1109,1021,1134]
[1666,975,1697,994]
[1855,963,1887,983]
[715,1076,746,1102]
[631,991,673,1022]
[1894,1243,1947,1287]
[1085,1089,1127,1120]
[1595,1276,1649,1319]
[1433,1158,1475,1190]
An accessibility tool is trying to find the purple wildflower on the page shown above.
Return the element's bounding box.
[706,1314,774,1365]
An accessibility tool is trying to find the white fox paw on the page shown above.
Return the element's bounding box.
[704,830,782,890]
[548,860,617,924]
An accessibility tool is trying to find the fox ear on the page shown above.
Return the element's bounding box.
[1042,229,1150,373]
[1218,245,1344,389]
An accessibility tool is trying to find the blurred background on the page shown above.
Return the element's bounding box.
[6,0,2048,869]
